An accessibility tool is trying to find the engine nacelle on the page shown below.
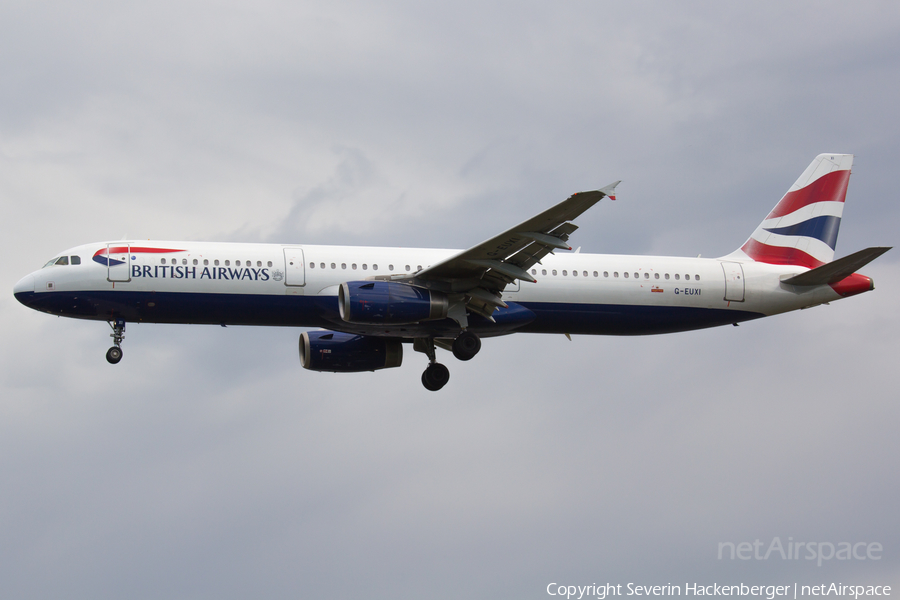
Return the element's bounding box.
[338,281,449,324]
[299,331,403,373]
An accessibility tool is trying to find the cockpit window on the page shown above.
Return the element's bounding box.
[42,255,79,268]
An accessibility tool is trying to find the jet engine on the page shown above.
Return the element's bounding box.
[338,281,449,324]
[299,330,403,373]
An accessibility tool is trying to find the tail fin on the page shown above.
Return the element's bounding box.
[732,154,853,268]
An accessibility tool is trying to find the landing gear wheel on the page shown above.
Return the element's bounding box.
[106,319,126,364]
[106,346,123,364]
[452,331,481,361]
[421,362,450,391]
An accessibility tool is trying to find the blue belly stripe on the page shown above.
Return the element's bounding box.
[15,289,765,337]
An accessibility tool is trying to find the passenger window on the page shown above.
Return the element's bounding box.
[257,261,262,267]
[331,263,336,269]
[531,269,536,275]
[352,263,357,270]
[225,260,231,266]
[562,270,568,276]
[542,269,547,276]
[583,271,588,277]
[71,256,81,265]
[215,260,220,266]
[417,265,422,271]
[675,274,680,280]
[267,261,273,267]
[373,264,378,271]
[362,264,368,270]
[624,272,629,278]
[695,274,700,281]
[644,273,649,279]
[388,264,394,271]
[665,273,670,280]
[654,273,659,279]
[552,270,558,276]
[309,262,314,268]
[193,259,198,265]
[603,271,608,277]
[614,272,619,278]
[633,272,638,279]
[161,258,167,265]
[204,259,209,266]
[405,265,411,271]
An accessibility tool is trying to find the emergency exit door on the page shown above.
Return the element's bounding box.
[283,247,306,286]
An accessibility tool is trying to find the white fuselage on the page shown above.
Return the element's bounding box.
[14,240,841,338]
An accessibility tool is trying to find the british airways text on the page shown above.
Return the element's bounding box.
[131,265,270,281]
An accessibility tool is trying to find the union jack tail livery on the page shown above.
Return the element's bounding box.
[736,154,852,268]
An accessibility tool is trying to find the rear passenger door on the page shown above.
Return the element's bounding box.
[721,261,745,302]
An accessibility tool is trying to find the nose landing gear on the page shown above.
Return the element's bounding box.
[106,319,125,364]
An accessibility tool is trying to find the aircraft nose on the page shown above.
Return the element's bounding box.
[13,274,35,303]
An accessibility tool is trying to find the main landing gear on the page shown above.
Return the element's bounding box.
[451,330,481,361]
[106,319,125,364]
[416,331,482,391]
[422,362,450,392]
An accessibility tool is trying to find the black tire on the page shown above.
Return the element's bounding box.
[106,346,123,364]
[452,331,481,361]
[421,362,450,391]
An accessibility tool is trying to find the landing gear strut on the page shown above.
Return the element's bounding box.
[106,319,125,364]
[414,338,450,392]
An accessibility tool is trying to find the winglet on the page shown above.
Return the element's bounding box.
[600,180,621,201]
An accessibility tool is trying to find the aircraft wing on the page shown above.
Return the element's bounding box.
[405,181,620,321]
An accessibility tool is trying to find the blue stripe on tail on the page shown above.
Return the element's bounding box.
[763,215,841,250]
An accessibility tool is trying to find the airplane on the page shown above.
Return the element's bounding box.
[13,153,890,391]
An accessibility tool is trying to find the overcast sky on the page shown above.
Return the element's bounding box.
[2,2,899,598]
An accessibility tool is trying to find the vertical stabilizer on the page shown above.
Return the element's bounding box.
[731,154,853,268]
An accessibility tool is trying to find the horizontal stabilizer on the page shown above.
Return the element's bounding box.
[781,246,891,286]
